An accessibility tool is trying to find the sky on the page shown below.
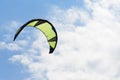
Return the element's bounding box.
[0,0,120,80]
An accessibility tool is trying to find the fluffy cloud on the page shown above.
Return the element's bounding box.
[10,0,120,80]
[0,21,25,51]
[0,42,22,51]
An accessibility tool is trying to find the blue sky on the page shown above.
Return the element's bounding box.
[1,0,120,80]
[0,0,84,22]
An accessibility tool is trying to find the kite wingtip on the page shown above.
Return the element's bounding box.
[13,38,16,41]
[49,50,53,54]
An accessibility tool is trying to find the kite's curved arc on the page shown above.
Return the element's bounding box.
[13,19,58,54]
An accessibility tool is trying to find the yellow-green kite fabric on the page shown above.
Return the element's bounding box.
[13,19,58,54]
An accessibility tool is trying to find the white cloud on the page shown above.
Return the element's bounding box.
[0,21,20,41]
[10,0,120,80]
[0,20,31,51]
[51,6,90,26]
[0,41,22,51]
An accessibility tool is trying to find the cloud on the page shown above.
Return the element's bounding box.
[0,42,22,51]
[0,21,27,51]
[10,0,120,80]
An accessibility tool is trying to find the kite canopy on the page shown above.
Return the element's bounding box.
[13,19,58,54]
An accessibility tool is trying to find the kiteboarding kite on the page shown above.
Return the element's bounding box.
[13,19,58,54]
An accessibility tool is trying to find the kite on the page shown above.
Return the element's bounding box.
[13,19,58,54]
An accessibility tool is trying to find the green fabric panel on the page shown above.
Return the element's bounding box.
[49,42,56,48]
[27,21,38,26]
[35,22,56,48]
